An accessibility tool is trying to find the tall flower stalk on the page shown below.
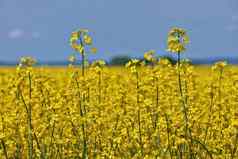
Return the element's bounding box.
[167,27,192,157]
[18,56,36,159]
[126,59,144,156]
[69,29,97,159]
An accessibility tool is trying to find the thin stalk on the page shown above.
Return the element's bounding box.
[76,36,88,158]
[1,139,8,159]
[82,53,85,77]
[98,71,102,104]
[0,114,8,159]
[49,121,55,159]
[177,52,189,134]
[79,36,85,77]
[27,71,33,159]
[74,76,88,159]
[231,131,238,159]
[165,114,173,159]
[15,125,22,159]
[204,82,214,144]
[177,52,193,158]
[109,114,119,157]
[218,69,223,121]
[136,72,143,156]
[154,76,160,148]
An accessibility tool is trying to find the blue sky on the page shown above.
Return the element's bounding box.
[0,0,237,61]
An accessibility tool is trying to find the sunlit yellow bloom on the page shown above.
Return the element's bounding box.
[158,58,171,67]
[144,50,156,62]
[19,56,37,67]
[91,59,106,68]
[212,61,228,71]
[167,27,189,53]
[83,35,92,45]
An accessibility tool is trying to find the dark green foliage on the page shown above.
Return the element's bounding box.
[109,55,131,66]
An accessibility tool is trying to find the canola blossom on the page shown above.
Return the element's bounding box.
[0,62,237,159]
[167,27,189,53]
[0,28,237,159]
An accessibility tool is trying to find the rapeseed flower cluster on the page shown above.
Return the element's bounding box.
[0,27,236,159]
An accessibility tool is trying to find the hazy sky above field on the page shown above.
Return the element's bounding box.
[0,0,237,61]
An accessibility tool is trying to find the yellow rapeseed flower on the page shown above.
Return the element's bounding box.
[83,35,92,45]
[167,27,189,53]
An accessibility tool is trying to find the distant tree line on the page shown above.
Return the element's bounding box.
[108,55,177,66]
[0,56,234,66]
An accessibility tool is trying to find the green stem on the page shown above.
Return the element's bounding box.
[231,131,238,159]
[177,52,193,158]
[28,71,33,159]
[79,36,85,77]
[98,71,102,104]
[136,72,143,156]
[165,114,173,159]
[1,139,8,159]
[218,69,223,119]
[82,53,85,77]
[74,76,88,159]
[78,36,88,158]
